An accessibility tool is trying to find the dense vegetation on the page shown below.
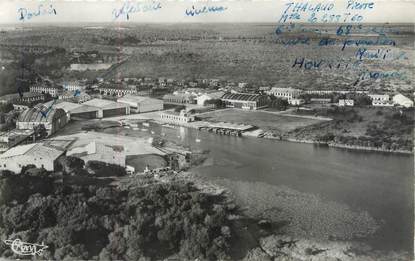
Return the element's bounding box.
[292,107,414,151]
[268,96,289,111]
[0,168,234,260]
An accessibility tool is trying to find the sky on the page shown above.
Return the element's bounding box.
[0,0,414,24]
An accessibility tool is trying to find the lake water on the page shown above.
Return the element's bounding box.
[147,123,413,253]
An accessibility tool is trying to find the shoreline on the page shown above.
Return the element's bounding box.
[282,137,413,155]
[100,115,413,155]
[170,172,411,260]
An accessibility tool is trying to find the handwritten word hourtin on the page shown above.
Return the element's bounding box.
[292,57,363,70]
[18,4,57,21]
[185,6,227,17]
[113,1,161,20]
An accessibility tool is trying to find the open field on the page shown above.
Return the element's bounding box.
[198,109,325,133]
[0,23,413,96]
[126,154,167,172]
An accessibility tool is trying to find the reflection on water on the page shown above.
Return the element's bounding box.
[150,123,413,252]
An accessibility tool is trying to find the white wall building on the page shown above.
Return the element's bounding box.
[268,87,302,101]
[67,141,126,167]
[117,95,163,113]
[196,91,225,106]
[160,110,195,124]
[30,85,62,97]
[393,94,414,108]
[289,98,305,106]
[98,85,137,97]
[0,143,65,173]
[372,100,394,107]
[339,99,354,107]
[62,81,86,92]
[368,94,389,102]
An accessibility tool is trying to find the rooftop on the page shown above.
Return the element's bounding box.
[0,142,65,160]
[18,106,66,123]
[0,92,44,102]
[43,100,82,112]
[31,84,63,90]
[118,95,160,104]
[98,84,136,90]
[0,143,36,158]
[221,92,264,101]
[270,87,302,93]
[83,98,128,110]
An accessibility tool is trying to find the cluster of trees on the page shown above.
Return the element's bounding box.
[268,96,289,111]
[86,161,127,177]
[332,135,412,151]
[315,107,363,123]
[204,99,225,108]
[0,168,233,260]
[0,103,13,114]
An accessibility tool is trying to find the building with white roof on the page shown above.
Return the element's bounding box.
[83,98,130,117]
[67,141,126,167]
[339,99,354,107]
[196,91,225,106]
[0,142,65,173]
[268,87,302,101]
[393,94,413,108]
[61,81,86,92]
[117,95,163,113]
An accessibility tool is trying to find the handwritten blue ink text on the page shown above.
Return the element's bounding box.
[185,5,228,17]
[18,4,57,22]
[112,1,162,21]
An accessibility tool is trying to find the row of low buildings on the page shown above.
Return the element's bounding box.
[162,91,269,110]
[266,87,414,108]
[368,93,414,108]
[0,139,128,174]
[0,96,164,152]
[338,94,414,108]
[38,96,163,121]
[162,90,225,106]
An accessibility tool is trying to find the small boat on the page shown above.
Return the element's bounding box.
[195,138,201,143]
[124,126,130,129]
[141,128,148,132]
[151,131,155,134]
[143,122,150,127]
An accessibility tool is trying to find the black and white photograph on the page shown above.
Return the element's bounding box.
[0,0,413,260]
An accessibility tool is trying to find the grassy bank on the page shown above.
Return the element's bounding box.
[288,106,414,152]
